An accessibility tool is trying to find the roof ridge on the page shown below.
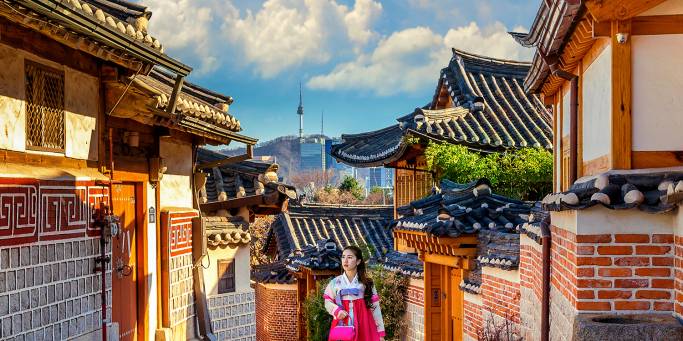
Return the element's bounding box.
[452,48,532,66]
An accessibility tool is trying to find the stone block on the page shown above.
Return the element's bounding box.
[0,295,7,315]
[58,302,66,320]
[20,290,29,310]
[67,261,75,279]
[59,263,67,281]
[1,316,10,338]
[30,246,38,265]
[30,288,38,308]
[10,248,19,268]
[16,269,24,290]
[47,285,55,304]
[575,314,683,341]
[47,245,55,263]
[64,242,72,260]
[20,247,29,267]
[1,249,9,269]
[6,271,15,291]
[50,305,58,324]
[34,270,42,288]
[9,293,19,313]
[21,311,30,329]
[39,287,47,307]
[64,281,71,300]
[55,244,64,262]
[31,309,39,329]
[61,321,69,339]
[51,264,59,282]
[74,260,82,277]
[71,279,78,298]
[41,306,49,326]
[43,325,53,340]
[39,245,47,264]
[0,272,5,293]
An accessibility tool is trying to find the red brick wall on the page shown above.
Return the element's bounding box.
[255,283,298,341]
[675,235,683,318]
[551,226,675,312]
[463,299,483,339]
[480,273,521,323]
[520,244,543,301]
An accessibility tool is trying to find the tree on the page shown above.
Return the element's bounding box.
[424,143,552,201]
[338,175,364,200]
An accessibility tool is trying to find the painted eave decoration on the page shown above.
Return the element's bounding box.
[331,48,552,167]
[541,168,683,213]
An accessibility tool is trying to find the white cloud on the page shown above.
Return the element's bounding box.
[307,21,532,96]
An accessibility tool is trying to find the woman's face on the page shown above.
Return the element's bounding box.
[342,249,361,272]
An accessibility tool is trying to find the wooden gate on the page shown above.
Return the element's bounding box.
[425,262,464,341]
[112,183,139,341]
[450,269,463,341]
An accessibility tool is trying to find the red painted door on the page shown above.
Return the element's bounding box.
[112,184,138,341]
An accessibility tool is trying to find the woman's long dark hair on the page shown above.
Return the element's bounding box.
[343,245,374,308]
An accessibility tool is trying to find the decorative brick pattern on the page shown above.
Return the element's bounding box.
[255,283,297,341]
[406,284,424,306]
[208,290,256,341]
[551,226,675,313]
[463,299,482,339]
[0,238,111,340]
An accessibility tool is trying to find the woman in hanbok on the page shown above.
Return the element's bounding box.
[323,245,386,341]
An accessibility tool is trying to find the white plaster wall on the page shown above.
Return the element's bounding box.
[562,88,571,137]
[64,68,98,160]
[582,44,612,161]
[482,267,520,284]
[639,0,683,15]
[0,43,26,152]
[632,34,683,151]
[206,245,251,295]
[0,42,99,160]
[146,183,158,341]
[552,207,674,235]
[159,139,193,209]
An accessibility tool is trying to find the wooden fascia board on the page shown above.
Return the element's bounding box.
[585,0,667,22]
[595,15,683,36]
[200,194,265,212]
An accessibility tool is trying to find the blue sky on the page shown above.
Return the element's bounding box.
[138,0,539,144]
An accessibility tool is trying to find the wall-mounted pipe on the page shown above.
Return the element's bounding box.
[540,216,552,341]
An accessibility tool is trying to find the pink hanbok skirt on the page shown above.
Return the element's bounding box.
[329,298,380,341]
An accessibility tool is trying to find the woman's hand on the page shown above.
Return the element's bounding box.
[336,310,348,320]
[379,338,384,341]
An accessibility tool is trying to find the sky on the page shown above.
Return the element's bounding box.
[137,0,540,145]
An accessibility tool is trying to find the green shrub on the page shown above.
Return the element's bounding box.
[424,143,552,201]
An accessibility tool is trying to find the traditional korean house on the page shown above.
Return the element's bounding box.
[510,0,683,340]
[331,48,553,210]
[0,1,263,340]
[392,178,535,341]
[195,148,295,341]
[252,203,399,341]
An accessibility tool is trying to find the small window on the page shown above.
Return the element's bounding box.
[25,61,65,152]
[217,259,235,294]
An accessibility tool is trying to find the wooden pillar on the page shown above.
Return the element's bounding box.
[610,19,632,170]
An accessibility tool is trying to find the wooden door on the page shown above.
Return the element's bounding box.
[112,183,138,341]
[450,269,463,341]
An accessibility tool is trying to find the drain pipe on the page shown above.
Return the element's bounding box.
[540,216,552,341]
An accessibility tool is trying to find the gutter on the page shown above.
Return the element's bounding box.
[540,215,552,341]
[17,0,192,76]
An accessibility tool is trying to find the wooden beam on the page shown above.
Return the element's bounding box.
[592,20,611,38]
[610,19,632,170]
[199,194,265,212]
[632,151,683,169]
[632,15,683,35]
[165,74,184,115]
[585,0,666,22]
[424,253,462,268]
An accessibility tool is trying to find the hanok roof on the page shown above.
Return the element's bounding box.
[264,204,394,261]
[197,148,296,215]
[383,251,423,278]
[510,0,584,93]
[1,0,189,74]
[394,179,534,291]
[331,48,552,167]
[204,216,251,248]
[541,168,683,214]
[252,261,295,285]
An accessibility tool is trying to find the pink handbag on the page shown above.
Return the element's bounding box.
[329,325,355,340]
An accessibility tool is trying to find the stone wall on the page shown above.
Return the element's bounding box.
[0,179,112,340]
[519,234,543,341]
[254,283,297,341]
[208,290,256,341]
[404,281,424,341]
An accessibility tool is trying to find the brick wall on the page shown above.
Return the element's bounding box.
[404,283,424,341]
[480,270,521,323]
[463,295,482,339]
[208,290,256,341]
[255,283,297,341]
[519,235,542,341]
[0,238,111,339]
[551,225,675,313]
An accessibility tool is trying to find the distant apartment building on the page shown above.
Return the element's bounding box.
[299,137,325,171]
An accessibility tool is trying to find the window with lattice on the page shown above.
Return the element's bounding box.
[25,61,65,152]
[217,259,235,294]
